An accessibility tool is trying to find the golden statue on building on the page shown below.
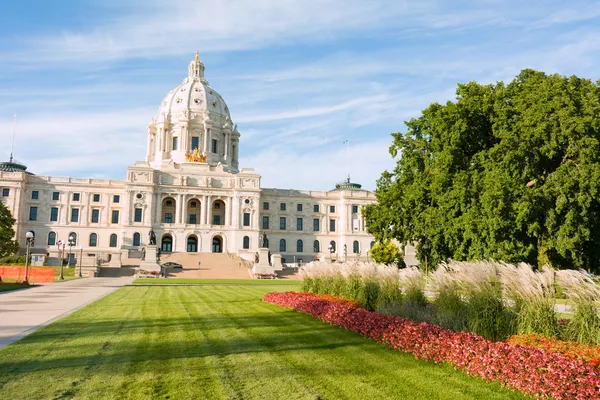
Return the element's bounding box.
[185,148,207,162]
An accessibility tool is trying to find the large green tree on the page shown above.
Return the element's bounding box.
[364,69,600,272]
[0,201,19,258]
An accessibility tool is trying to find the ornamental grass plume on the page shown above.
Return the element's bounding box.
[431,262,469,332]
[445,261,517,341]
[556,269,600,345]
[497,263,558,338]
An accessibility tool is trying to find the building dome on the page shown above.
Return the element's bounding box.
[146,52,240,172]
[157,51,231,121]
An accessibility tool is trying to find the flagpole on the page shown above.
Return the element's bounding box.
[9,112,17,163]
[345,139,350,182]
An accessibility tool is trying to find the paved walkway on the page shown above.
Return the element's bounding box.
[0,277,134,348]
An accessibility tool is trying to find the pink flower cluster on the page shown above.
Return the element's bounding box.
[264,292,600,400]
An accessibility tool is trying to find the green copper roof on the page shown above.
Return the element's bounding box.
[0,160,28,173]
[331,178,364,191]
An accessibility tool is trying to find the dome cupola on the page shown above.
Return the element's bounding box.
[146,52,240,172]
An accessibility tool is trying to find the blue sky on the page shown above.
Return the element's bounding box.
[1,1,600,190]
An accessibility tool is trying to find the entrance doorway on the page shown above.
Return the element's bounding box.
[161,234,173,252]
[212,236,223,253]
[187,235,198,252]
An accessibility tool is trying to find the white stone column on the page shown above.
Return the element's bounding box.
[204,195,211,225]
[225,197,231,226]
[203,127,209,154]
[224,132,229,160]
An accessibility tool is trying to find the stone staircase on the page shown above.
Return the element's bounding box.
[159,252,253,279]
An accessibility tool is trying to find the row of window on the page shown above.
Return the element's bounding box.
[29,207,137,224]
[262,203,361,214]
[46,231,122,247]
[245,238,372,253]
[261,216,335,232]
[170,136,218,153]
[26,191,121,203]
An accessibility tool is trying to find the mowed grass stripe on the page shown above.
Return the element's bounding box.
[188,285,322,399]
[0,285,529,399]
[0,291,135,398]
[216,286,523,400]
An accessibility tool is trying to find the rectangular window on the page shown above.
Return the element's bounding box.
[29,206,37,221]
[297,204,303,212]
[313,218,320,231]
[280,217,286,230]
[50,207,59,222]
[93,194,100,202]
[134,208,143,222]
[31,191,39,200]
[297,218,303,231]
[213,215,221,225]
[113,195,120,203]
[189,214,197,224]
[352,205,359,214]
[111,210,119,224]
[165,213,173,223]
[91,209,99,223]
[73,193,80,201]
[191,136,200,150]
[2,188,9,197]
[262,216,269,229]
[172,137,179,151]
[330,205,335,213]
[211,139,217,153]
[71,208,79,222]
[243,212,251,227]
[280,203,286,211]
[329,219,336,232]
[313,204,319,212]
[52,191,59,200]
[263,202,269,210]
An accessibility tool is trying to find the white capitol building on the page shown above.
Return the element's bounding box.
[0,53,378,270]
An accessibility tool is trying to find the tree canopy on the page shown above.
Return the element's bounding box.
[364,69,600,272]
[0,201,19,258]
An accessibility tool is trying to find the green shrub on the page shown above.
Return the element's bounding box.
[566,302,600,345]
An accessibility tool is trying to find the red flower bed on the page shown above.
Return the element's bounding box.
[508,333,600,368]
[264,292,600,400]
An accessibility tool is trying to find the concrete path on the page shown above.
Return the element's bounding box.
[0,277,134,348]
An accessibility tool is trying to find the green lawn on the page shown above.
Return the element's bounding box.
[0,283,32,293]
[0,285,527,400]
[133,278,301,285]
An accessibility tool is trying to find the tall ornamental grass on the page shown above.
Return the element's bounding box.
[301,261,403,312]
[556,270,600,345]
[300,259,600,345]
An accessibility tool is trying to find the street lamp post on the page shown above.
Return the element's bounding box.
[56,240,65,280]
[78,247,83,277]
[24,231,34,284]
[67,235,76,270]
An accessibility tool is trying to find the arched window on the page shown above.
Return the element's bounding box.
[109,234,118,248]
[279,239,286,252]
[297,239,303,253]
[69,232,77,246]
[313,240,320,253]
[329,240,336,253]
[133,232,141,247]
[243,236,250,249]
[48,231,56,246]
[353,240,360,254]
[89,233,98,247]
[370,241,375,249]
